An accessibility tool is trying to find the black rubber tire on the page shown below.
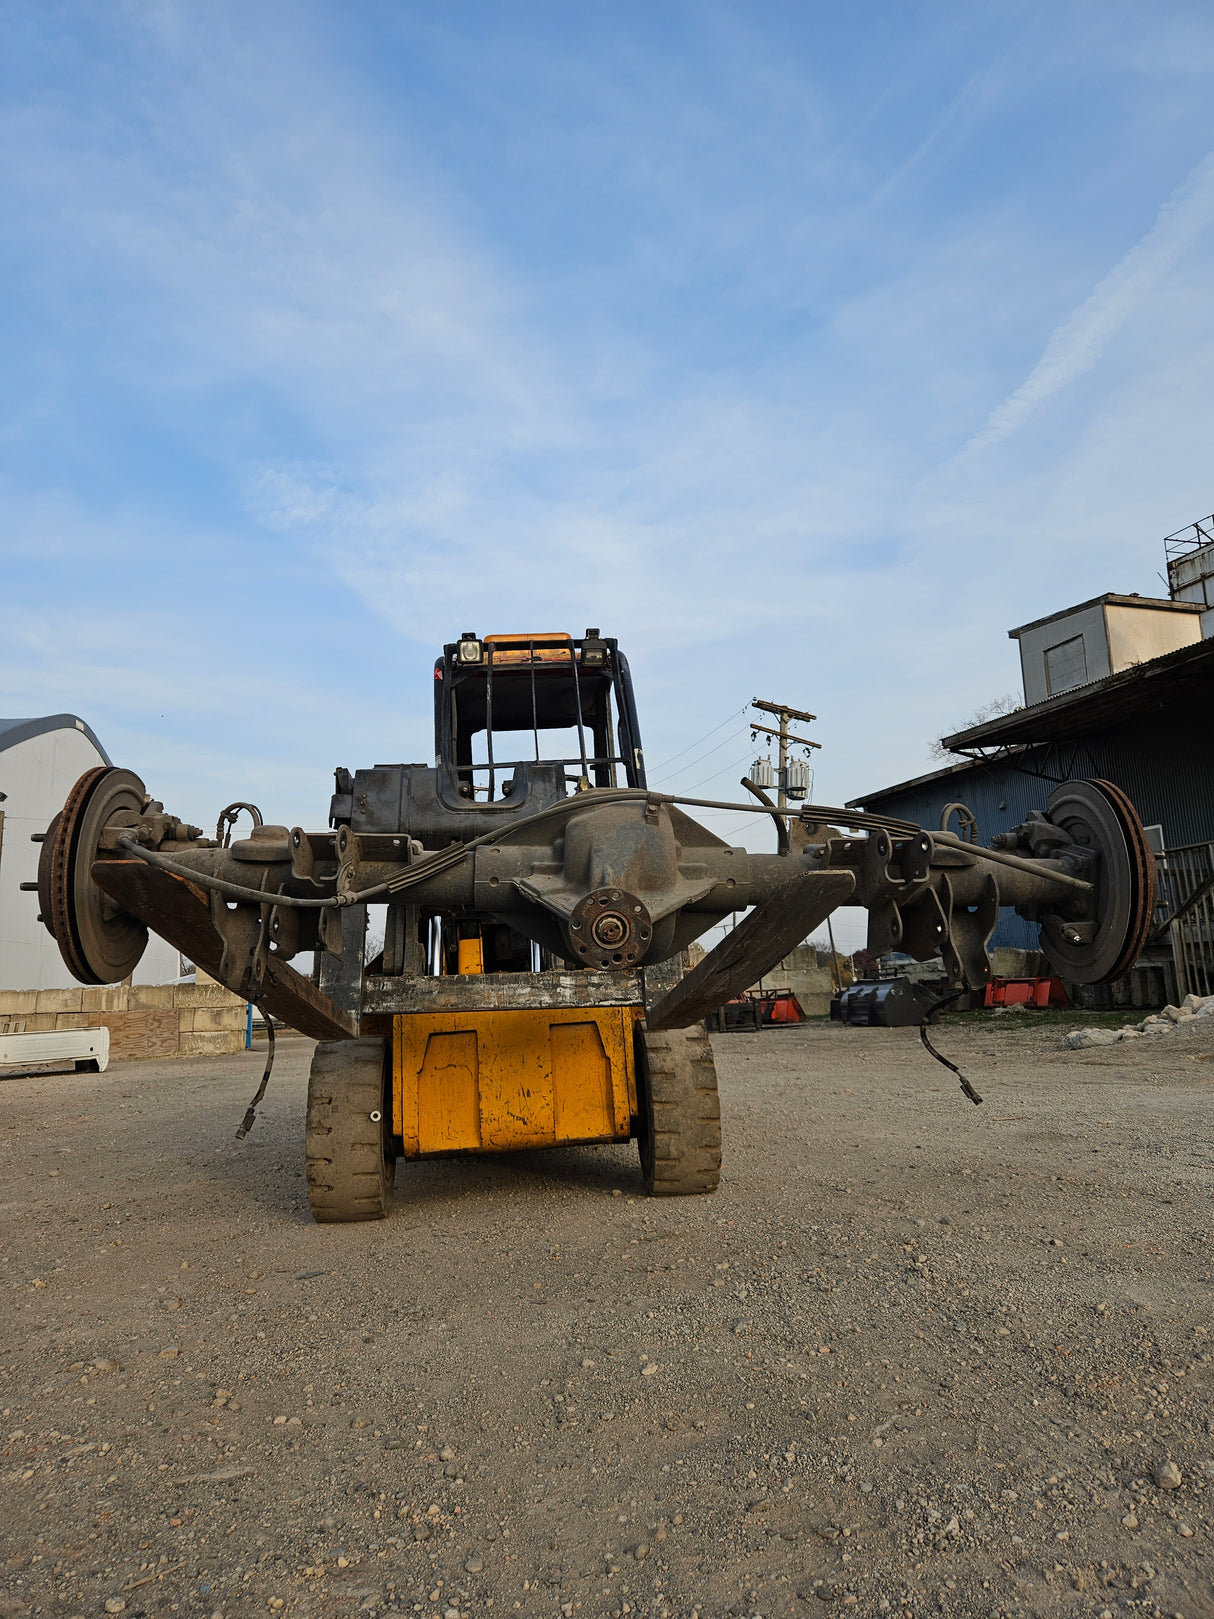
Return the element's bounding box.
[636,1023,721,1196]
[306,1038,396,1223]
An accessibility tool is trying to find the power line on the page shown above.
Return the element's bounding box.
[647,704,751,774]
[653,725,752,787]
[678,749,761,796]
[711,812,770,837]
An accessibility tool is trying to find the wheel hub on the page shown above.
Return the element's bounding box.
[566,887,653,968]
[40,767,151,985]
[1039,778,1157,985]
[591,911,627,947]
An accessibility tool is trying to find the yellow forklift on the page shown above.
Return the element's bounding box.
[33,629,1155,1221]
[308,630,728,1217]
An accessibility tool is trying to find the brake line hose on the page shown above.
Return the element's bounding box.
[113,837,383,908]
[112,788,924,912]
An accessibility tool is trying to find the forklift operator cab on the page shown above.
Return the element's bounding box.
[435,630,647,800]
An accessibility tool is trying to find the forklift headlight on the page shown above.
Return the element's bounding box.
[580,629,607,668]
[457,635,483,665]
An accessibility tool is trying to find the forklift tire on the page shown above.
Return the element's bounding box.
[636,1023,721,1196]
[306,1038,396,1223]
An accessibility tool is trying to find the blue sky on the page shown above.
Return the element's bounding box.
[3,3,1213,945]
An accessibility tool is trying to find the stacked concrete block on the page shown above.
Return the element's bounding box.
[174,984,248,1056]
[749,944,837,1016]
[0,981,247,1058]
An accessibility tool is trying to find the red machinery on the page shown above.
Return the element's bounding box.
[982,977,1069,1009]
[707,988,805,1031]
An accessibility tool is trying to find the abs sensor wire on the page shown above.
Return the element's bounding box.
[919,985,984,1106]
[235,1013,276,1139]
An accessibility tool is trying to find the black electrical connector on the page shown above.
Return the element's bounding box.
[919,986,984,1106]
[235,1016,276,1139]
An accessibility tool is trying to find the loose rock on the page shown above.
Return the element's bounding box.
[1064,1027,1119,1049]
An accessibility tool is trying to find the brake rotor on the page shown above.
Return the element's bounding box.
[43,767,151,985]
[1039,778,1157,985]
[566,887,653,969]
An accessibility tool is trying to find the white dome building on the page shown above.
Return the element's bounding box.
[0,715,180,991]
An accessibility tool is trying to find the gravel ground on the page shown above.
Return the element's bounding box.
[2,1013,1212,1619]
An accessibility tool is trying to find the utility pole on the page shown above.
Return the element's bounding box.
[750,697,841,994]
[750,699,819,809]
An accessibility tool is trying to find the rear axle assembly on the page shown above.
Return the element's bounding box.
[29,629,1156,1218]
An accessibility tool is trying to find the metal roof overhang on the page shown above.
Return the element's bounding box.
[846,754,1001,808]
[0,714,111,763]
[942,635,1214,752]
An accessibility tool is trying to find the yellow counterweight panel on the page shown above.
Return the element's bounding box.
[393,1007,641,1157]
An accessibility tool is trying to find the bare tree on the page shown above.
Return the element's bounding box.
[930,693,1021,760]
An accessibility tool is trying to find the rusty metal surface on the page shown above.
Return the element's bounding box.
[510,799,728,966]
[35,809,60,936]
[47,768,150,985]
[45,766,110,979]
[566,886,652,968]
[1034,778,1151,985]
[939,867,999,987]
[1086,778,1158,982]
[92,860,356,1042]
[646,868,855,1031]
[832,804,1111,987]
[55,763,1154,1014]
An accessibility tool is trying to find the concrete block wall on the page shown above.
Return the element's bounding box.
[752,944,838,1016]
[0,982,246,1058]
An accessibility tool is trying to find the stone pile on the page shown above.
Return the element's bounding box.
[1064,991,1214,1049]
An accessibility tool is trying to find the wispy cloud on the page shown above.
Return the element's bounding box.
[967,146,1214,451]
